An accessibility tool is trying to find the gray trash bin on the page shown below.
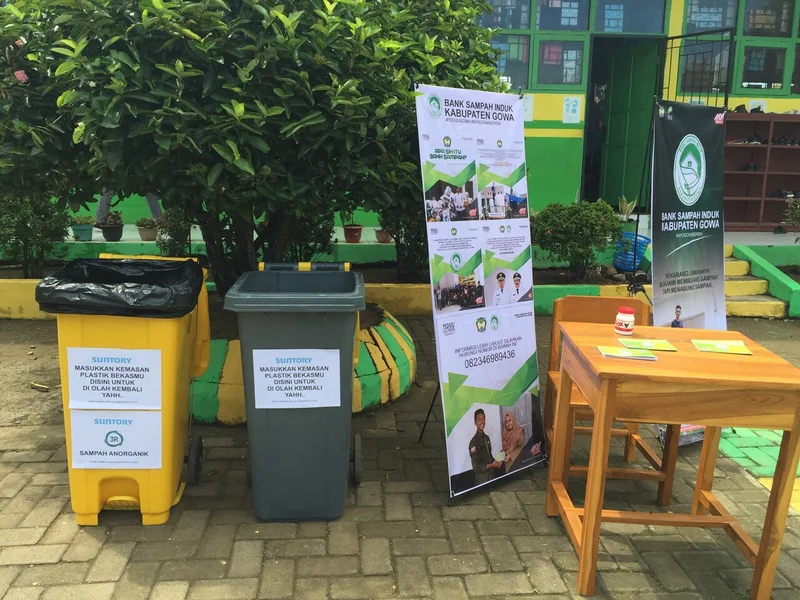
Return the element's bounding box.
[224,270,365,521]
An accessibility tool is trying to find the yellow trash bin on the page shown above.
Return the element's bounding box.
[36,259,210,525]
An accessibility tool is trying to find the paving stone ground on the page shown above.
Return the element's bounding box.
[0,316,798,599]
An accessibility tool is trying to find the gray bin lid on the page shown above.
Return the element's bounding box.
[224,271,365,313]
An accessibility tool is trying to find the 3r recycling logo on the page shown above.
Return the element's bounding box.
[673,134,706,206]
[104,431,123,448]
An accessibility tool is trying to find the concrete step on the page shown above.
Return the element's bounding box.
[725,258,750,277]
[724,275,769,297]
[724,244,733,258]
[727,295,786,318]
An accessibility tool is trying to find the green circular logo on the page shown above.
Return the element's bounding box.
[450,253,462,270]
[674,134,706,206]
[450,227,457,236]
[428,95,442,119]
[496,140,503,148]
[499,225,505,233]
[490,315,499,331]
[104,431,123,448]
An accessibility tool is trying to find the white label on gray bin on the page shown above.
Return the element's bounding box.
[252,349,341,409]
[70,410,162,470]
[67,348,162,410]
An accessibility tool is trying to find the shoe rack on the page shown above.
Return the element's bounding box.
[725,112,800,232]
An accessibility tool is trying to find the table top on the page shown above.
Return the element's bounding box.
[559,323,800,391]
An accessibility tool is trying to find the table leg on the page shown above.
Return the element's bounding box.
[751,409,800,600]
[546,364,574,517]
[657,424,681,507]
[577,380,615,596]
[692,426,722,515]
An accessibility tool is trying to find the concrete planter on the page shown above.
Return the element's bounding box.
[71,224,94,241]
[137,227,157,242]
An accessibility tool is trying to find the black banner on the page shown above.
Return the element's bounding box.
[651,100,726,331]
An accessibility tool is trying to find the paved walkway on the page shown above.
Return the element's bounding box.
[0,318,799,599]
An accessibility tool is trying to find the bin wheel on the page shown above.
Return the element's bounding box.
[188,436,203,486]
[352,434,362,485]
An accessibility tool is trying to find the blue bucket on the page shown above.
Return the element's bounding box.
[613,232,651,272]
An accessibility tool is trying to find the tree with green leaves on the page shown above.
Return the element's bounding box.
[2,0,504,290]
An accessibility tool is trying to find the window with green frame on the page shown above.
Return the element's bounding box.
[742,0,794,38]
[679,1,800,96]
[536,0,590,31]
[481,0,532,30]
[491,34,531,89]
[793,44,800,94]
[741,44,787,90]
[486,1,674,92]
[537,39,585,84]
[594,0,666,33]
[686,0,739,34]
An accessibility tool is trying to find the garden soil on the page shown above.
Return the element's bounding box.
[0,319,61,427]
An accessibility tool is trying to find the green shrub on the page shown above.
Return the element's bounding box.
[786,198,800,243]
[102,211,123,227]
[136,218,157,229]
[0,195,70,278]
[157,208,192,257]
[531,200,624,279]
[72,215,95,226]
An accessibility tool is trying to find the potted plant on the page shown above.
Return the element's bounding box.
[136,217,158,241]
[618,195,638,234]
[71,215,95,241]
[341,209,362,244]
[100,211,124,242]
[375,213,393,244]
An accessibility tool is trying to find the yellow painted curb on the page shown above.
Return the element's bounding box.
[725,278,768,297]
[365,284,430,316]
[724,244,733,258]
[217,340,247,425]
[758,477,800,513]
[524,128,583,138]
[599,284,652,306]
[725,259,750,277]
[727,300,786,318]
[0,280,49,320]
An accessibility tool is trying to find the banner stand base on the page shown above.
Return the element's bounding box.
[417,383,441,444]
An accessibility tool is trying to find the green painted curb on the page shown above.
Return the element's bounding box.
[720,428,800,479]
[748,245,800,267]
[534,285,602,315]
[191,339,229,424]
[733,245,800,318]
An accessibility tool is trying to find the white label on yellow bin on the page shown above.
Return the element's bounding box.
[67,348,162,410]
[70,410,162,469]
[252,349,341,409]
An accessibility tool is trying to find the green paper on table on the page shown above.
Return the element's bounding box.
[691,340,753,355]
[620,339,677,352]
[597,346,657,361]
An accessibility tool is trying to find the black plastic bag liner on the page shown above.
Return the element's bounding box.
[36,259,204,318]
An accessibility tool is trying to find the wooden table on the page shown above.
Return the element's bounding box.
[546,323,800,599]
